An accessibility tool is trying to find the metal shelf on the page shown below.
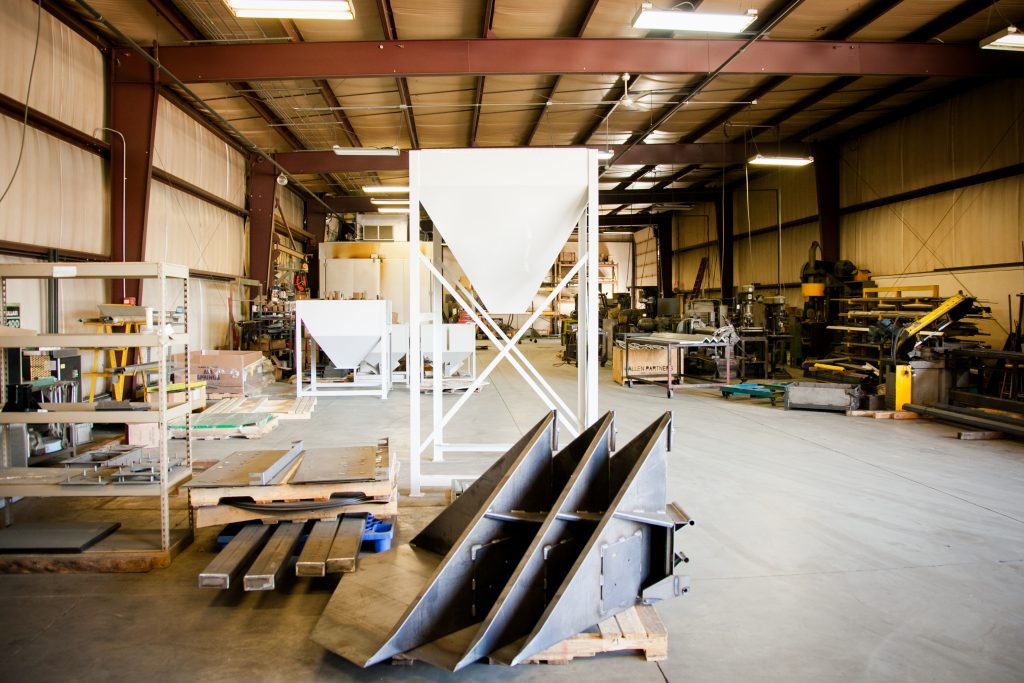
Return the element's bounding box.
[0,333,178,349]
[0,402,192,425]
[0,465,192,499]
[0,261,193,555]
[0,262,189,280]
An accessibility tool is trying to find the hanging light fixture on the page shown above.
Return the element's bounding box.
[362,185,410,193]
[333,145,401,156]
[748,154,814,167]
[225,0,355,20]
[632,3,757,33]
[371,199,410,206]
[377,207,410,214]
[980,26,1024,51]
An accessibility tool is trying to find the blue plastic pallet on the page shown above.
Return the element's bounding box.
[362,514,394,553]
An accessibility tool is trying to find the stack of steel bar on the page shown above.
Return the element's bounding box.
[197,514,369,591]
[184,439,396,528]
[312,410,692,671]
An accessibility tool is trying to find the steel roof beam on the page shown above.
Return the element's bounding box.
[140,39,1022,83]
[274,143,805,174]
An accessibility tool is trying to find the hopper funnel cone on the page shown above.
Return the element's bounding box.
[417,148,591,313]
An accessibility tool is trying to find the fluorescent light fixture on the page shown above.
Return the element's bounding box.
[362,185,409,194]
[332,145,401,156]
[226,0,354,20]
[632,3,757,33]
[980,26,1024,51]
[597,150,614,160]
[377,207,410,214]
[748,154,814,167]
[371,199,410,206]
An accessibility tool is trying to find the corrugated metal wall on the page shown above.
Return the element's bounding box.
[840,79,1024,335]
[671,78,1024,328]
[0,0,107,254]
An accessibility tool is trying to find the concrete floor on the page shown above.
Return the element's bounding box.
[1,339,1023,682]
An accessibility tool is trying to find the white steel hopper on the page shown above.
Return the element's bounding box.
[417,148,589,314]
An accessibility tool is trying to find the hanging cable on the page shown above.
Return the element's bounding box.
[0,0,42,206]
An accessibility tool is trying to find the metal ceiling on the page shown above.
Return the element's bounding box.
[55,0,1024,214]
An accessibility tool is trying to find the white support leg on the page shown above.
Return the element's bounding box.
[583,149,600,426]
[408,152,423,496]
[431,230,443,461]
[294,308,302,399]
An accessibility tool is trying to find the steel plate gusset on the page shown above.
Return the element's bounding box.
[310,410,692,670]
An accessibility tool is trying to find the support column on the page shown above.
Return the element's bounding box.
[248,157,277,289]
[110,51,159,303]
[305,200,327,297]
[814,144,841,263]
[656,213,674,297]
[715,194,734,297]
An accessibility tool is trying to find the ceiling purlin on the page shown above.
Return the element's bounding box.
[375,0,420,150]
[782,0,994,143]
[523,0,602,146]
[143,1,344,193]
[789,77,927,142]
[902,0,994,42]
[605,0,806,184]
[278,18,365,191]
[468,0,496,147]
[614,0,910,200]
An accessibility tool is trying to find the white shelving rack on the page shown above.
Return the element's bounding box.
[0,262,192,560]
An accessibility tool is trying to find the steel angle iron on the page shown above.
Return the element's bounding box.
[311,410,693,670]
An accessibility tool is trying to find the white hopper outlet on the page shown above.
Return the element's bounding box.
[417,148,590,313]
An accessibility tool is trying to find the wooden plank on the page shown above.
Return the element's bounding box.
[326,514,366,574]
[873,411,896,419]
[957,430,1005,440]
[596,613,623,639]
[892,411,920,420]
[296,519,341,577]
[634,604,667,637]
[614,606,646,639]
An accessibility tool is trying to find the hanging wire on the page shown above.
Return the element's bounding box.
[0,0,42,206]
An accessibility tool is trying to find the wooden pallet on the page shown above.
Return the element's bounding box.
[186,446,396,509]
[392,605,666,667]
[170,413,279,440]
[846,410,921,420]
[0,528,193,574]
[518,605,667,665]
[193,492,398,528]
[204,396,317,420]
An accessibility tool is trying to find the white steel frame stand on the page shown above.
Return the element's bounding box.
[408,149,600,495]
[295,300,392,399]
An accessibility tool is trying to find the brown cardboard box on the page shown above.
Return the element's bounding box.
[145,382,207,411]
[611,346,677,386]
[128,423,161,447]
[175,350,266,396]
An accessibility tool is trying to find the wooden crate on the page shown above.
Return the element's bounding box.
[611,346,676,386]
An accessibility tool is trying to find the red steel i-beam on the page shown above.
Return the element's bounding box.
[248,158,277,289]
[110,51,159,303]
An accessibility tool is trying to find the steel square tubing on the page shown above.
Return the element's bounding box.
[198,523,274,589]
[243,522,304,591]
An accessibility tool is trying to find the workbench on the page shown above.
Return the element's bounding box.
[621,332,733,398]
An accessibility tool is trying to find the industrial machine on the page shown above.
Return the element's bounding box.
[799,241,870,359]
[2,348,84,462]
